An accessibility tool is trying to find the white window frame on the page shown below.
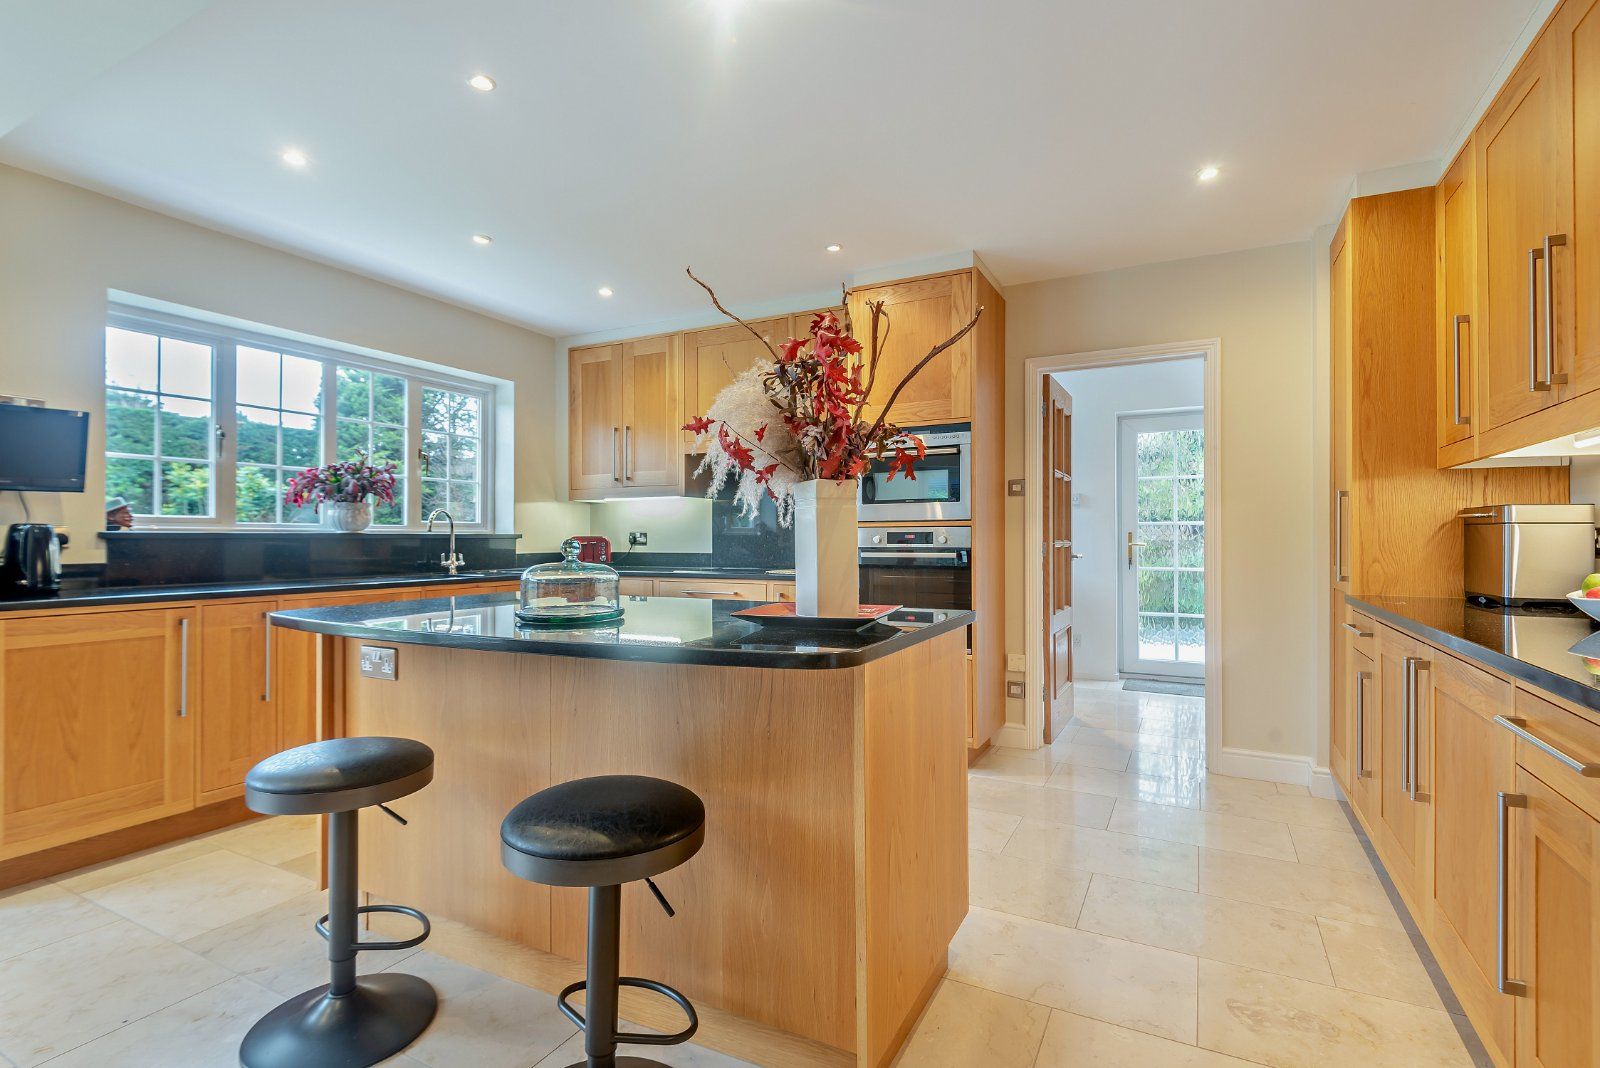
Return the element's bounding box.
[106,307,496,531]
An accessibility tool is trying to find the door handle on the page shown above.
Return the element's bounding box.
[1126,531,1146,568]
[1334,489,1350,583]
[1341,621,1372,639]
[1404,657,1429,800]
[1452,314,1470,426]
[178,617,190,718]
[1545,234,1568,387]
[1529,246,1546,391]
[1355,669,1371,778]
[263,612,272,703]
[1497,790,1527,996]
[1071,552,1084,560]
[1494,715,1600,776]
[623,425,633,481]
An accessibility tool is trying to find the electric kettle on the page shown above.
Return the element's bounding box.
[1,524,65,595]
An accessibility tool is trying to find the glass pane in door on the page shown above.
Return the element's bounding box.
[1131,425,1204,668]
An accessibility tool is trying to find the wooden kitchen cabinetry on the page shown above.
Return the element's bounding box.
[1437,0,1600,459]
[846,273,976,424]
[568,336,683,499]
[1375,626,1431,899]
[196,599,277,804]
[1437,147,1478,462]
[653,578,771,601]
[0,607,196,860]
[682,318,786,451]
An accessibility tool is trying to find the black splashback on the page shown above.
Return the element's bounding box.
[710,493,795,569]
[100,530,520,586]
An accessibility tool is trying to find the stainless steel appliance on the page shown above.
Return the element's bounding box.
[1,523,66,596]
[858,525,971,612]
[858,424,971,522]
[1462,504,1597,605]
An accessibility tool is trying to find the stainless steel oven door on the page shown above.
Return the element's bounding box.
[857,526,972,611]
[857,426,971,522]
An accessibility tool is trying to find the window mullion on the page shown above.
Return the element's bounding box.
[215,340,238,526]
[405,383,424,529]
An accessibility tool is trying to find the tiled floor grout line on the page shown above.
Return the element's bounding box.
[31,972,243,1066]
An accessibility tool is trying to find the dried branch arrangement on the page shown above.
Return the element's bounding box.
[683,268,982,523]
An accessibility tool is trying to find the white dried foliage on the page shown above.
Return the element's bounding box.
[688,365,804,525]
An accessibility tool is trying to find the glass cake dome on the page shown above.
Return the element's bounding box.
[516,538,623,625]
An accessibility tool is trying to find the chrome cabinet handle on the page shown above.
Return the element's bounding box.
[677,589,739,598]
[1529,246,1546,391]
[1494,715,1600,776]
[612,426,622,483]
[860,551,962,561]
[1545,234,1568,387]
[1452,314,1470,426]
[1355,669,1371,778]
[1497,790,1527,996]
[1341,621,1372,639]
[623,425,633,481]
[1334,490,1350,583]
[1404,658,1429,800]
[263,613,272,703]
[178,617,190,718]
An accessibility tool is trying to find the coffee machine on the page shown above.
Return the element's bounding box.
[1,524,66,595]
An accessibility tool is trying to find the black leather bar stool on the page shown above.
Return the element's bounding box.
[501,774,705,1068]
[239,737,439,1068]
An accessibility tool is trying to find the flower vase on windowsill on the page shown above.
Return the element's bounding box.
[284,453,397,535]
[680,267,983,617]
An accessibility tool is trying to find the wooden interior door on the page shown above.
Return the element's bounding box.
[569,344,622,496]
[1478,40,1570,431]
[620,334,682,493]
[847,273,974,425]
[1565,0,1600,397]
[682,319,786,451]
[0,608,195,857]
[1376,629,1429,895]
[1438,149,1477,450]
[1428,653,1518,1067]
[1042,376,1073,742]
[1513,765,1600,1068]
[197,598,277,801]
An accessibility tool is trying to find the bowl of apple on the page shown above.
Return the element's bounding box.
[1569,574,1600,621]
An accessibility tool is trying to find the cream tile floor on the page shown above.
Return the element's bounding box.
[0,681,1485,1067]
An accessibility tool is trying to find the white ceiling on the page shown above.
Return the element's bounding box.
[0,0,1545,338]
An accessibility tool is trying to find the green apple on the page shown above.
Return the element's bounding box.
[1583,573,1600,593]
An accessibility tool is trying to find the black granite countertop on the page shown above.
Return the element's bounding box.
[1348,594,1600,712]
[0,568,529,612]
[270,593,973,669]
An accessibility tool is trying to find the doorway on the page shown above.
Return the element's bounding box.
[1022,340,1222,757]
[1118,408,1205,681]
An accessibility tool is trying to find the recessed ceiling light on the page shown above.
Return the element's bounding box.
[471,233,492,246]
[280,147,308,168]
[825,243,842,253]
[1197,165,1221,182]
[598,286,614,298]
[468,74,496,92]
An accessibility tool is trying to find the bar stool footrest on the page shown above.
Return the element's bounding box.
[556,976,699,1045]
[315,903,431,952]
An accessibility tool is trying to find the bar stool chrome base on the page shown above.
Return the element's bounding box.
[562,1058,673,1067]
[239,972,438,1068]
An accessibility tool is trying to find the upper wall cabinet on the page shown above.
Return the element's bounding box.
[1443,0,1600,460]
[682,318,787,452]
[569,336,683,499]
[847,274,975,425]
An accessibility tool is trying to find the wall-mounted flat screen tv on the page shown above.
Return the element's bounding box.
[0,405,90,492]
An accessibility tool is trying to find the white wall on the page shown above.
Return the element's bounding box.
[591,497,712,554]
[0,165,563,561]
[1052,359,1204,681]
[1004,242,1321,767]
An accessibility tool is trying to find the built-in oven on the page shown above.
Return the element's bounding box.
[857,424,971,523]
[857,525,971,613]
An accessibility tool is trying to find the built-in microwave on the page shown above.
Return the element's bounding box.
[858,424,971,523]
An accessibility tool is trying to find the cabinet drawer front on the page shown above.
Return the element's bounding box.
[1507,688,1600,820]
[654,579,771,600]
[618,578,656,597]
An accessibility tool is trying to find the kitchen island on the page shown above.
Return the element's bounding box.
[271,593,973,1067]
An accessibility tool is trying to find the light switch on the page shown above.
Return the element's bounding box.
[1006,681,1025,699]
[1007,479,1026,497]
[1006,653,1027,673]
[359,646,398,681]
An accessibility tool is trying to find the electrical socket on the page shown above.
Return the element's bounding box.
[1006,681,1025,699]
[628,532,648,547]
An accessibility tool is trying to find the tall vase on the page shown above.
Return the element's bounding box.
[793,478,860,618]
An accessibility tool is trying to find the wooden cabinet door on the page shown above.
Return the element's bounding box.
[1375,627,1428,894]
[197,599,276,802]
[0,608,195,858]
[1329,220,1354,591]
[847,273,974,425]
[1477,36,1571,431]
[1427,653,1518,1067]
[1564,0,1600,398]
[769,582,797,603]
[1513,765,1600,1068]
[1351,644,1379,822]
[569,344,622,496]
[1438,148,1478,451]
[682,319,786,451]
[620,334,683,493]
[1330,597,1363,793]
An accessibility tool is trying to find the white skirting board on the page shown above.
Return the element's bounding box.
[1211,746,1339,799]
[990,723,1033,749]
